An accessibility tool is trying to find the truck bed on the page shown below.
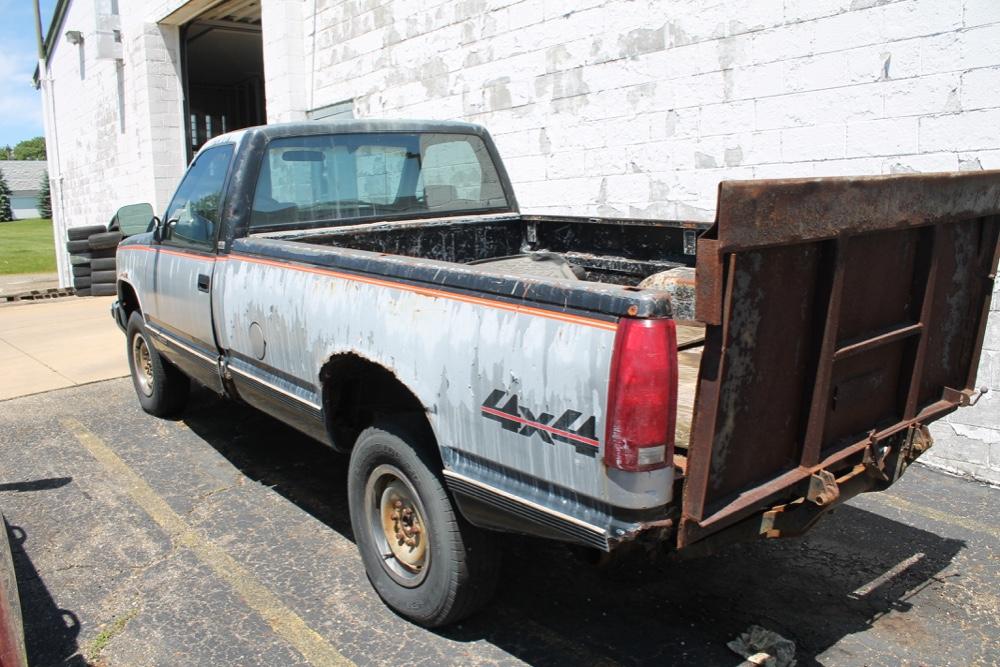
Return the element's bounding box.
[260,211,709,466]
[257,212,705,289]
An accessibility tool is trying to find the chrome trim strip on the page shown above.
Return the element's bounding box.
[228,363,322,411]
[443,469,607,536]
[146,323,217,363]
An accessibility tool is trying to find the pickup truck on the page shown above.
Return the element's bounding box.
[111,119,1000,627]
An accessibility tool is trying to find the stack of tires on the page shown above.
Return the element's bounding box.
[66,225,123,297]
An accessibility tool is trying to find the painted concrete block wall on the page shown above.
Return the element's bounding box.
[43,0,188,286]
[296,0,1000,482]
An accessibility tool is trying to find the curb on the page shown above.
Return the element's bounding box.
[2,287,76,303]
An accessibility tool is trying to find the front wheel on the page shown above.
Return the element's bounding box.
[126,311,189,417]
[348,420,500,627]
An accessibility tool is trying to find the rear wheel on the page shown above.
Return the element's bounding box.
[126,312,189,417]
[348,420,500,627]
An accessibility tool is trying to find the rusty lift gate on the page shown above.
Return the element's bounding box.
[680,171,1000,549]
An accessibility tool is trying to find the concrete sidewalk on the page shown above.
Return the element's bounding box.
[0,273,59,298]
[0,296,128,401]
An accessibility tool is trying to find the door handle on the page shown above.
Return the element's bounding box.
[197,274,210,292]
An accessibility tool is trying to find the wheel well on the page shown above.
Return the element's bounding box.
[118,281,141,316]
[320,354,435,455]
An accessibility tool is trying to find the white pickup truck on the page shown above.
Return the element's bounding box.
[111,119,1000,626]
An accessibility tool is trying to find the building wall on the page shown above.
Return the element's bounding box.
[289,0,1000,483]
[42,0,188,286]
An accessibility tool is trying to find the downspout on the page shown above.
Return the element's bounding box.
[35,0,69,287]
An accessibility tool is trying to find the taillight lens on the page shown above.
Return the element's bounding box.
[604,318,678,472]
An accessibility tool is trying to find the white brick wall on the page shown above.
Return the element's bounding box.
[299,0,1000,222]
[40,0,1000,482]
[43,0,187,286]
[294,0,1000,483]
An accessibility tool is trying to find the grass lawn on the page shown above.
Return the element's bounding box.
[0,218,57,275]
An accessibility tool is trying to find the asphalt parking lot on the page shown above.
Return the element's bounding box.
[1,378,998,666]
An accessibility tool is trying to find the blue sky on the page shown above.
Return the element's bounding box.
[0,0,58,149]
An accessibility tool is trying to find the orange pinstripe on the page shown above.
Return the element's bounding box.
[119,245,619,331]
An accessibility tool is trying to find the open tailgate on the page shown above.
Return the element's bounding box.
[679,171,1000,549]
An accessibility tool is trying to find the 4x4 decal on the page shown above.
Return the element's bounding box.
[480,389,599,455]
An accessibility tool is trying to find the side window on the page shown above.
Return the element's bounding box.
[163,144,234,249]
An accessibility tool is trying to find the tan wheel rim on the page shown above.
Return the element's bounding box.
[365,464,430,587]
[131,334,154,397]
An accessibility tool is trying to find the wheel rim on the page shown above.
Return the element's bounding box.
[365,464,430,587]
[131,334,154,397]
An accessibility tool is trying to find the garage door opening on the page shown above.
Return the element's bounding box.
[182,1,264,157]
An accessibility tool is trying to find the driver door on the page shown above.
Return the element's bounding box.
[148,143,234,392]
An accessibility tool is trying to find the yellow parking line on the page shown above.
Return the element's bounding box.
[61,417,354,667]
[867,492,1000,541]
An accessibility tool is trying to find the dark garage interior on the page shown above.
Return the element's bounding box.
[182,1,265,156]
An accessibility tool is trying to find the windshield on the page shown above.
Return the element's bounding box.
[250,132,510,230]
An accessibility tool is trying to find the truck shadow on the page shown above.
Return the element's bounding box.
[182,388,965,666]
[5,520,86,666]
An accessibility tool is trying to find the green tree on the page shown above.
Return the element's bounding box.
[37,172,52,219]
[0,146,11,160]
[12,137,46,161]
[0,171,12,222]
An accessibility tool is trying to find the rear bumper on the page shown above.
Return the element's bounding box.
[441,447,677,552]
[111,300,127,333]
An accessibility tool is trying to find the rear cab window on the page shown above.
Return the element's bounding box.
[249,132,509,231]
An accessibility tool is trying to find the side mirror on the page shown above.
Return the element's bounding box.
[114,203,156,238]
[153,217,178,243]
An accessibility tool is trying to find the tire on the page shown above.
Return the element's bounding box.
[90,248,117,259]
[90,270,117,283]
[73,276,92,288]
[72,266,91,277]
[69,254,92,266]
[348,420,500,627]
[90,257,116,271]
[74,288,91,296]
[66,239,90,253]
[88,231,123,250]
[91,284,116,296]
[67,225,106,241]
[126,312,189,417]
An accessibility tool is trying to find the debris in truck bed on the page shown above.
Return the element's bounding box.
[727,625,797,667]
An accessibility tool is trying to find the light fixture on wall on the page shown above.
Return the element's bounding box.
[65,30,83,45]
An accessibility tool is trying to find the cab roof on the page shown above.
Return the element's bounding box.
[202,119,491,150]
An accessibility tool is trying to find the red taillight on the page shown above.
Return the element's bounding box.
[604,318,678,472]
